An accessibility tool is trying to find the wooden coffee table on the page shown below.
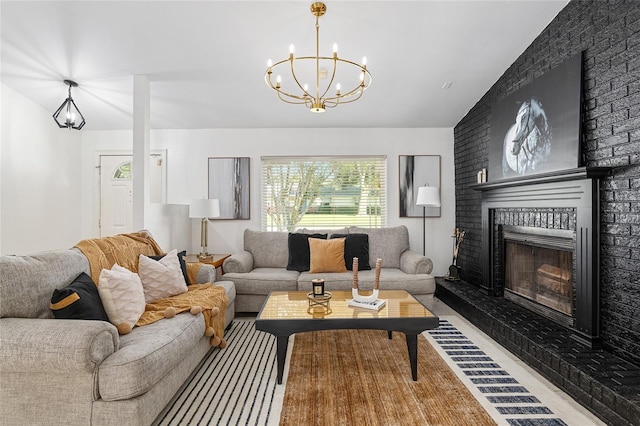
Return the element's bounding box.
[255,290,439,384]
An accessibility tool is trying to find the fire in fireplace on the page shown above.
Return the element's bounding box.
[502,225,575,328]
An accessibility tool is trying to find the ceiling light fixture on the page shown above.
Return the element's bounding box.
[264,2,372,113]
[53,79,86,130]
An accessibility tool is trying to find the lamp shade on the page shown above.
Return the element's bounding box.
[416,186,441,207]
[189,199,220,219]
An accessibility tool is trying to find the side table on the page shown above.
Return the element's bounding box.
[184,254,231,280]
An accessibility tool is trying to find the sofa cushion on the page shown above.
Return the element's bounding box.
[297,227,350,238]
[98,264,146,334]
[244,229,289,268]
[348,226,410,268]
[286,233,327,272]
[98,311,205,401]
[50,272,109,321]
[0,250,90,319]
[149,250,189,285]
[223,268,299,295]
[309,237,347,273]
[330,233,371,271]
[138,249,187,303]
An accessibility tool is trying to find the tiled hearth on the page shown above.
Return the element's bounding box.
[436,278,640,426]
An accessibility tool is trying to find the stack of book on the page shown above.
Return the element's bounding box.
[347,298,386,310]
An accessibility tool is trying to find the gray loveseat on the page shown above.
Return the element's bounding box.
[0,245,236,426]
[222,225,435,312]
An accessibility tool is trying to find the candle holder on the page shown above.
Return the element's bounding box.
[307,291,332,310]
[351,258,382,303]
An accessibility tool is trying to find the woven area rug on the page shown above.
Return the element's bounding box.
[280,329,496,426]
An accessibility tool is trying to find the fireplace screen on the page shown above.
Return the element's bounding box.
[504,240,573,316]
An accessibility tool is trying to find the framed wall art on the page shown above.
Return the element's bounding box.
[208,157,250,219]
[399,155,441,218]
[488,52,583,181]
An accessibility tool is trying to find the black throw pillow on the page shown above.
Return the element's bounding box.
[330,233,371,271]
[149,250,189,285]
[50,272,109,321]
[287,233,328,272]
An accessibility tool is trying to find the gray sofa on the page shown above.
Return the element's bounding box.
[0,248,236,426]
[222,225,435,312]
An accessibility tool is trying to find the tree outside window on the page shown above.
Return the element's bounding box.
[262,157,386,231]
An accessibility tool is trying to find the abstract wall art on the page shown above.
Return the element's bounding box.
[208,157,250,219]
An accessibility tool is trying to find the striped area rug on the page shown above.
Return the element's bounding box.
[154,317,597,425]
[154,319,280,426]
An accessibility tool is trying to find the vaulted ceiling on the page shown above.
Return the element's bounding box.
[1,1,569,130]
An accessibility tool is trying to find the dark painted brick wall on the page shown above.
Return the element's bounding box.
[453,0,640,366]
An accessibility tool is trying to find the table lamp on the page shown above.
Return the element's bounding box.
[415,185,441,256]
[189,198,220,259]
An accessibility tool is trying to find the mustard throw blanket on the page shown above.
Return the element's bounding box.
[138,283,228,347]
[75,232,227,347]
[75,231,164,283]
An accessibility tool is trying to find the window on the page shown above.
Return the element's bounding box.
[261,156,387,231]
[112,162,132,180]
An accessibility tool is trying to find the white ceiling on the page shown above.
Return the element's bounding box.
[1,0,569,131]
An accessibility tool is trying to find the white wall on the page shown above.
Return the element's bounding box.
[0,84,83,255]
[81,127,455,275]
[0,92,455,273]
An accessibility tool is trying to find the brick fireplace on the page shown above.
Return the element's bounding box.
[473,167,609,348]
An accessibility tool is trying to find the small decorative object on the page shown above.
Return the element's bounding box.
[312,279,325,297]
[307,291,332,312]
[446,228,465,281]
[476,168,487,183]
[349,258,386,310]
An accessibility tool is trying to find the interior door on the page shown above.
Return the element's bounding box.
[99,153,165,237]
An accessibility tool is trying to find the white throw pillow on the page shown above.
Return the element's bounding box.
[98,264,146,334]
[138,249,188,303]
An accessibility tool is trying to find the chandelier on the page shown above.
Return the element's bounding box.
[265,2,372,113]
[52,79,86,130]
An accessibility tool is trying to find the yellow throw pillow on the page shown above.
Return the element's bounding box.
[309,237,347,273]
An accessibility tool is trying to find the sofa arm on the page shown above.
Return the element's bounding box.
[186,262,217,284]
[0,318,119,373]
[222,251,254,273]
[400,250,433,275]
[197,264,216,283]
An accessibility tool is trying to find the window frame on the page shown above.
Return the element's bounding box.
[261,155,387,232]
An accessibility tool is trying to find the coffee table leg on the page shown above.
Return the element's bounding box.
[406,334,418,381]
[388,330,392,339]
[276,335,289,384]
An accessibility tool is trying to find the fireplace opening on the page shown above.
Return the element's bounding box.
[502,226,575,328]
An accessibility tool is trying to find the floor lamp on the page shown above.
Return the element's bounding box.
[189,198,220,260]
[415,186,441,256]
